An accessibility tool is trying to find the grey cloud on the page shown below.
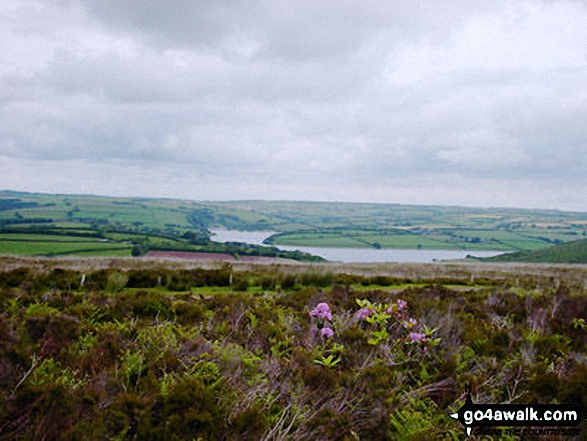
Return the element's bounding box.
[34,47,369,106]
[78,0,498,61]
[81,0,265,49]
[80,0,388,55]
[1,0,587,210]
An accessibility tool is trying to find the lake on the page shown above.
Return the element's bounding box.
[210,229,505,263]
[210,229,278,245]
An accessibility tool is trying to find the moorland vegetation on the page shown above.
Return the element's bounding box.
[0,258,585,439]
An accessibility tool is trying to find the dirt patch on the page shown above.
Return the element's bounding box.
[145,251,295,264]
[145,251,236,261]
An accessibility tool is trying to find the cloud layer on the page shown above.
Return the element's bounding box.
[1,0,586,210]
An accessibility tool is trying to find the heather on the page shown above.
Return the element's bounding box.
[0,263,585,439]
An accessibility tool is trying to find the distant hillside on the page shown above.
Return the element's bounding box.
[0,191,324,261]
[480,239,587,263]
[1,190,587,253]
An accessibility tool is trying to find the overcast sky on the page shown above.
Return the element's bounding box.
[1,0,586,211]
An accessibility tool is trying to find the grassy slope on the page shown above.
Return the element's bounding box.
[0,239,132,256]
[0,233,133,257]
[2,190,587,254]
[206,200,587,251]
[0,192,325,261]
[481,238,587,263]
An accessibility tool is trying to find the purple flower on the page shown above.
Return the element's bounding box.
[409,332,428,343]
[356,307,372,320]
[310,302,332,321]
[320,327,334,338]
[387,299,408,315]
[402,318,417,329]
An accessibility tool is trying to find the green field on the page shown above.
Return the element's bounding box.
[268,230,466,250]
[266,225,585,252]
[0,234,98,242]
[2,191,587,259]
[480,238,587,263]
[205,200,587,252]
[61,247,134,257]
[0,234,132,256]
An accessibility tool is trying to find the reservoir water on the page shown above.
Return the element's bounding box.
[210,229,277,245]
[210,229,505,263]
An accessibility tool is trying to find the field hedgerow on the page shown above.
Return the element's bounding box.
[0,265,585,439]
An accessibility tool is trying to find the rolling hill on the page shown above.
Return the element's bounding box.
[1,190,587,261]
[479,238,587,263]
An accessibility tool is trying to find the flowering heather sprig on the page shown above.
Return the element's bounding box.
[402,318,417,329]
[320,327,334,338]
[408,332,429,343]
[310,302,332,321]
[356,307,372,321]
[385,299,408,315]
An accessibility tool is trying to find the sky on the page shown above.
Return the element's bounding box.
[1,0,587,211]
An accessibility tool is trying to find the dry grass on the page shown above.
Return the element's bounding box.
[1,255,586,286]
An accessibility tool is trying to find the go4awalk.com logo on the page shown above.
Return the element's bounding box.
[449,385,582,437]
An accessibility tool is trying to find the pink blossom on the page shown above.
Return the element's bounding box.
[320,327,334,338]
[310,302,332,321]
[387,300,408,315]
[356,307,372,320]
[402,318,417,329]
[409,332,428,343]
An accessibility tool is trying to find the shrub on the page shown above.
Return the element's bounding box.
[44,269,81,291]
[144,375,226,440]
[233,277,249,292]
[105,272,128,294]
[103,392,148,440]
[84,269,110,291]
[0,268,30,288]
[5,383,79,440]
[227,405,268,440]
[279,273,297,290]
[114,290,171,319]
[300,271,333,287]
[126,270,160,288]
[25,313,80,356]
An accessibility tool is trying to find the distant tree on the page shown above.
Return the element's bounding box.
[132,244,147,257]
[182,231,209,245]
